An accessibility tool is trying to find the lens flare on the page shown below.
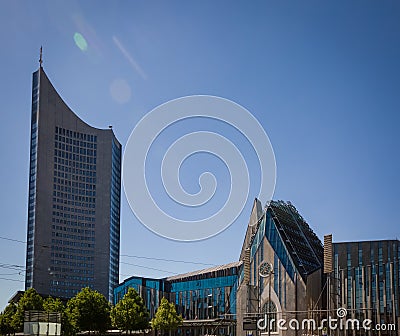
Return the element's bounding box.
[73,32,88,51]
[110,79,131,104]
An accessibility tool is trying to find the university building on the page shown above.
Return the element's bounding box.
[115,199,399,336]
[25,61,121,302]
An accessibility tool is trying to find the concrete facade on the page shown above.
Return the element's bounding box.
[236,199,324,336]
[25,66,121,301]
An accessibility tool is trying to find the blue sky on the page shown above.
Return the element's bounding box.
[0,1,399,309]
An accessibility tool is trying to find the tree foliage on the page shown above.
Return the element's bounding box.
[43,297,64,313]
[12,288,44,331]
[43,297,75,336]
[151,297,182,333]
[111,288,149,332]
[66,287,111,334]
[0,303,17,335]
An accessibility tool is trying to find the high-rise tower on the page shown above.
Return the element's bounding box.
[25,59,121,301]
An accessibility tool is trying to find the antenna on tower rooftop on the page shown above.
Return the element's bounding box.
[39,46,43,68]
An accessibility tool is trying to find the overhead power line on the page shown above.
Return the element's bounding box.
[0,272,24,276]
[0,236,26,244]
[0,277,24,283]
[119,261,175,275]
[0,263,25,272]
[120,254,216,266]
[0,235,216,267]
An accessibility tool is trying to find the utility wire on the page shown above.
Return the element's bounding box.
[0,260,181,276]
[0,272,24,276]
[0,236,26,244]
[0,235,216,267]
[120,254,216,266]
[119,261,175,275]
[0,277,24,283]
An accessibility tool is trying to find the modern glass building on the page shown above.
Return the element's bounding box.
[25,63,121,302]
[114,276,166,318]
[114,263,240,335]
[330,240,400,335]
[167,262,239,321]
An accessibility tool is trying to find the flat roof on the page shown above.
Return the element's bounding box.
[166,261,242,281]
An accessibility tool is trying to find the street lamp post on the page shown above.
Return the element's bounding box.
[259,261,274,336]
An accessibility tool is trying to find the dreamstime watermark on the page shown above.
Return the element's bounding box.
[257,308,396,333]
[123,96,276,241]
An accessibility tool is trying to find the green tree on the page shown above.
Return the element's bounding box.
[12,288,44,332]
[43,297,75,336]
[0,302,17,335]
[66,287,111,334]
[111,288,149,333]
[43,297,64,313]
[151,297,182,336]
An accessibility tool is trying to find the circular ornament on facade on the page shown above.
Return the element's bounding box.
[259,261,273,277]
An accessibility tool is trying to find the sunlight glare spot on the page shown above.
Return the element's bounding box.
[73,32,88,51]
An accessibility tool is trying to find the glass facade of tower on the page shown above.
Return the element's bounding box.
[25,71,40,289]
[109,138,122,300]
[50,127,97,297]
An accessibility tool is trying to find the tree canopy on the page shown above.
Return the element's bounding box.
[111,288,149,332]
[0,302,17,335]
[66,287,111,334]
[151,297,182,333]
[43,297,64,313]
[12,288,44,331]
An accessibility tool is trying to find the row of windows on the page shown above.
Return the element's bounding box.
[55,126,97,143]
[51,280,93,288]
[51,245,94,255]
[53,184,96,196]
[53,217,95,228]
[53,202,96,216]
[51,238,94,248]
[52,231,95,241]
[53,178,96,190]
[52,225,94,235]
[52,252,94,261]
[170,275,237,292]
[50,287,90,296]
[55,142,97,156]
[54,150,97,165]
[51,259,94,268]
[55,171,96,183]
[54,164,96,175]
[52,211,95,222]
[53,197,95,209]
[52,204,95,216]
[50,274,94,282]
[50,266,94,275]
[54,134,97,149]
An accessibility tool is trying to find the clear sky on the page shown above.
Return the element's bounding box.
[0,1,399,309]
